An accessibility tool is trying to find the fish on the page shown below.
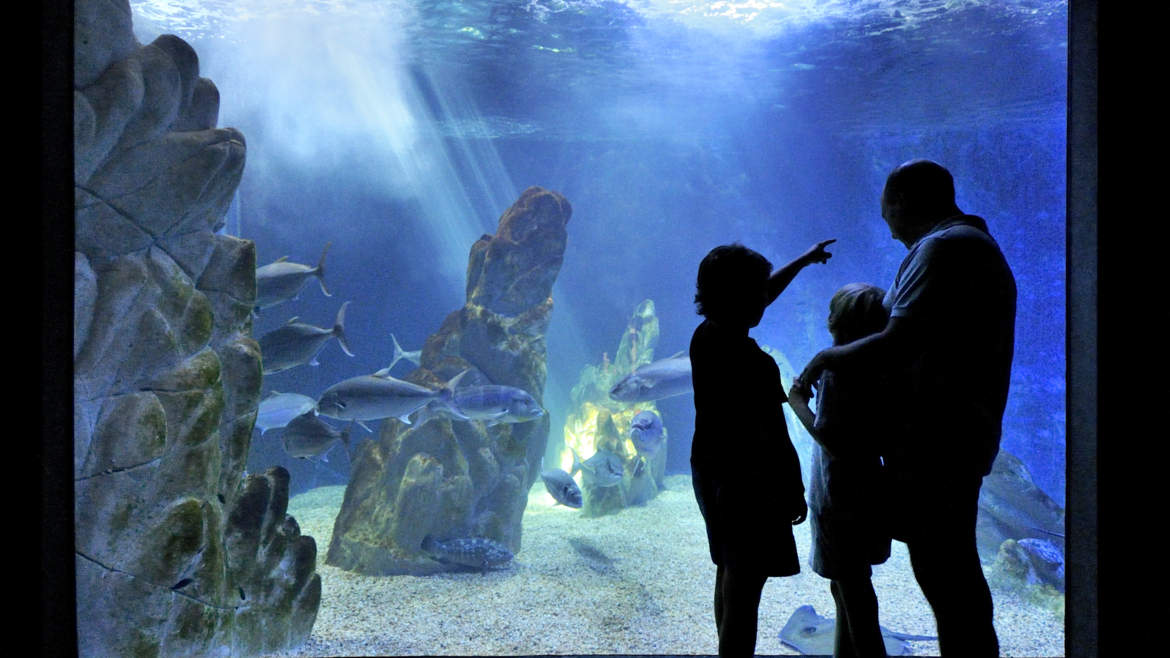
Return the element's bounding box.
[316,369,466,424]
[420,535,514,572]
[279,411,351,461]
[255,391,317,434]
[254,242,332,311]
[778,604,937,656]
[608,351,693,402]
[1015,537,1065,592]
[540,468,583,508]
[259,301,355,375]
[570,447,624,488]
[411,383,545,426]
[372,333,422,376]
[629,410,665,454]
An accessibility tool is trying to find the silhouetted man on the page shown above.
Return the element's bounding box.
[799,159,1016,656]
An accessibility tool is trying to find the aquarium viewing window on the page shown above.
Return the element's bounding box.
[55,0,1098,656]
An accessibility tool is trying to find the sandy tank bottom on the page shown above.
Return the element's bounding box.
[261,475,1063,657]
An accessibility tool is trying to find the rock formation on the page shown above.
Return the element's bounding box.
[325,186,571,575]
[73,1,319,654]
[562,299,668,516]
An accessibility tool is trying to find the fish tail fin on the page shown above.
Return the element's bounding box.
[388,333,405,372]
[315,242,332,297]
[334,301,355,357]
[569,447,582,478]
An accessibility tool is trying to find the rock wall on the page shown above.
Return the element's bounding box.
[73,1,319,654]
[326,186,571,575]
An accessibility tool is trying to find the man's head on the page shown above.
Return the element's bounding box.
[881,159,962,247]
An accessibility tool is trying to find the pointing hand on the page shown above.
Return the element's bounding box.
[803,239,837,265]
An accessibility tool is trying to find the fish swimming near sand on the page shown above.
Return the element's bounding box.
[629,410,665,454]
[279,411,351,461]
[316,369,466,424]
[570,447,624,488]
[779,604,937,656]
[255,391,317,434]
[609,352,693,402]
[541,468,583,508]
[259,301,355,374]
[421,535,514,573]
[373,333,422,376]
[254,242,332,312]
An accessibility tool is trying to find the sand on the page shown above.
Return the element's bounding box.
[262,475,1063,657]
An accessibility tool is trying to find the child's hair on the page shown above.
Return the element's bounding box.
[827,283,889,344]
[694,243,772,320]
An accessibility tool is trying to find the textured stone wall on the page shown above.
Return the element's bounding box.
[73,1,319,654]
[326,186,571,575]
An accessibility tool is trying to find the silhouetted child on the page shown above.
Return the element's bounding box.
[788,283,893,658]
[689,239,834,657]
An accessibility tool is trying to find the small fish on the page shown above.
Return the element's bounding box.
[421,535,514,572]
[372,333,422,375]
[570,447,624,488]
[541,468,583,508]
[279,411,351,461]
[609,351,693,402]
[259,301,355,375]
[316,369,466,424]
[255,391,317,434]
[629,410,665,454]
[254,242,332,312]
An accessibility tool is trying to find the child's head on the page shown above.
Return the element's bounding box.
[694,243,772,329]
[827,283,889,345]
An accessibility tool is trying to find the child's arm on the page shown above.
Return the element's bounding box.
[765,239,837,306]
[787,377,819,438]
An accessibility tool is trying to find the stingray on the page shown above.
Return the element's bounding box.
[779,604,938,656]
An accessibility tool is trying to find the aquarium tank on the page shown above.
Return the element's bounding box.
[72,0,1071,655]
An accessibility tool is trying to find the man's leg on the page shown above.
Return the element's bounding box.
[906,479,998,656]
[832,577,887,657]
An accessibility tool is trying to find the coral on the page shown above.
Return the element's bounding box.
[326,187,571,575]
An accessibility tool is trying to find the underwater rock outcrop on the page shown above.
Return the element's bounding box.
[325,186,571,575]
[73,1,319,654]
[562,299,668,516]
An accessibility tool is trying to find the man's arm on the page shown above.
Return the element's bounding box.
[766,239,836,305]
[798,314,922,390]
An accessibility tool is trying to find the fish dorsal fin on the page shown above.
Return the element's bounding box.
[284,316,300,325]
[669,350,687,358]
[274,256,289,263]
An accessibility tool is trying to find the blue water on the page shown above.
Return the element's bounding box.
[132,0,1067,506]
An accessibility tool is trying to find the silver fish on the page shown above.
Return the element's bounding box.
[255,391,318,434]
[570,447,624,488]
[280,411,351,461]
[608,351,693,402]
[629,410,665,454]
[372,333,422,376]
[421,535,513,572]
[316,369,465,424]
[411,384,544,426]
[259,301,354,375]
[254,242,332,311]
[540,468,583,508]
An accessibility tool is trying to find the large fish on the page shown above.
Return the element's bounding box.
[608,351,693,402]
[420,535,514,572]
[280,411,351,461]
[255,391,318,434]
[629,410,665,454]
[254,242,332,311]
[411,383,544,426]
[259,301,354,375]
[570,447,624,488]
[372,333,422,376]
[540,468,583,508]
[779,604,937,656]
[316,369,466,424]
